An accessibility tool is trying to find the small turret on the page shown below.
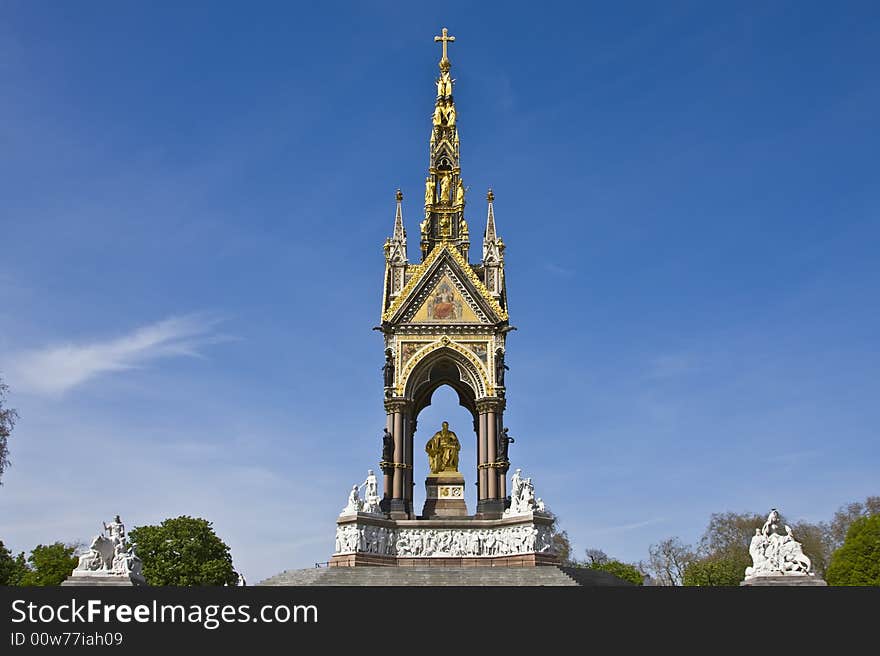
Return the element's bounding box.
[482,189,505,297]
[384,189,408,300]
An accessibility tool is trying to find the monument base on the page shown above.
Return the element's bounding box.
[421,472,468,518]
[740,575,827,587]
[331,511,558,567]
[62,572,146,587]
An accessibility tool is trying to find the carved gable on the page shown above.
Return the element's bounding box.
[384,245,506,325]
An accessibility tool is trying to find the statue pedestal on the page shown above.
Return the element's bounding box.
[62,571,146,587]
[740,574,827,586]
[421,472,468,518]
[329,512,559,567]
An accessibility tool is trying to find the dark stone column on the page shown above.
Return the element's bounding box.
[475,397,505,517]
[385,398,409,517]
[403,411,413,514]
[381,413,393,509]
[393,409,403,499]
[486,409,497,499]
[478,411,487,500]
[496,410,506,500]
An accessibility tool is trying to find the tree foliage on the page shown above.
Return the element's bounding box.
[825,514,880,586]
[826,497,880,552]
[644,537,695,586]
[129,516,238,586]
[683,552,751,586]
[584,548,609,566]
[788,520,831,577]
[698,511,768,557]
[549,518,574,566]
[0,377,18,485]
[588,560,644,585]
[0,540,28,585]
[19,543,78,586]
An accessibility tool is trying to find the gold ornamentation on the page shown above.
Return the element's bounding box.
[382,244,507,322]
[439,173,452,204]
[397,336,490,397]
[434,27,455,63]
[425,178,435,206]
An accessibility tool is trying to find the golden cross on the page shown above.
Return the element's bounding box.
[434,27,455,60]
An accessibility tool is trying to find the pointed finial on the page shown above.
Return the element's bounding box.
[396,188,403,202]
[487,188,494,202]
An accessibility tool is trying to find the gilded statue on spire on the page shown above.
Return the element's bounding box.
[455,178,465,206]
[424,178,435,206]
[439,173,452,204]
[437,72,453,98]
[446,102,456,126]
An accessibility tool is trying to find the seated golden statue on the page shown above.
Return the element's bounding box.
[425,421,460,474]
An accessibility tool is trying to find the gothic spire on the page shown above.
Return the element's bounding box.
[484,188,497,244]
[393,188,406,243]
[420,27,469,262]
[383,189,408,302]
[482,188,504,297]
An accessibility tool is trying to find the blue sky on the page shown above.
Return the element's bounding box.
[1,1,878,582]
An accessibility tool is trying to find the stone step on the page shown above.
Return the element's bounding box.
[258,566,585,587]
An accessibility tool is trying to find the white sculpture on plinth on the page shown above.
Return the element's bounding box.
[71,515,144,581]
[341,484,361,515]
[744,508,813,578]
[359,469,383,515]
[504,468,550,517]
[340,470,384,516]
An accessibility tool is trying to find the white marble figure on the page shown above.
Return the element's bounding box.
[342,484,361,515]
[73,516,143,579]
[504,469,550,517]
[359,470,383,515]
[744,508,813,578]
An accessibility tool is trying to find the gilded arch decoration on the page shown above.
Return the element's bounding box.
[399,338,492,400]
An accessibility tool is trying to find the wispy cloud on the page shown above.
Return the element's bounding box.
[544,263,575,278]
[587,517,668,535]
[8,315,226,395]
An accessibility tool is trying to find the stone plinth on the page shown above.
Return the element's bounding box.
[62,572,146,587]
[741,575,828,587]
[421,472,468,518]
[330,511,558,567]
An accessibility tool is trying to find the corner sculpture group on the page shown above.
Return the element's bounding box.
[744,509,814,578]
[68,515,145,583]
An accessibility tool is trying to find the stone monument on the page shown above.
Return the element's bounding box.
[325,28,559,568]
[740,508,827,586]
[62,515,146,586]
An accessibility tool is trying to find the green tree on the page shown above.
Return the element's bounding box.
[683,552,751,586]
[0,540,28,585]
[0,377,18,485]
[129,516,238,586]
[588,560,644,585]
[825,514,880,586]
[19,543,78,586]
[826,497,880,552]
